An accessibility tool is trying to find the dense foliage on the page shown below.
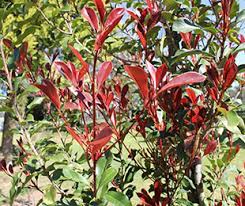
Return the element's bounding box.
[0,0,244,205]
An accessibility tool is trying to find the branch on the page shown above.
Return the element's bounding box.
[36,6,72,35]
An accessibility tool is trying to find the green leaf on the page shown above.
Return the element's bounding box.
[98,167,117,190]
[220,116,241,134]
[182,176,196,189]
[171,49,213,64]
[226,111,240,127]
[15,26,38,45]
[236,9,245,23]
[233,43,245,54]
[173,18,200,32]
[204,26,219,34]
[0,106,14,114]
[96,157,107,188]
[62,166,88,184]
[43,185,56,205]
[104,191,132,206]
[164,0,178,10]
[27,97,45,110]
[24,85,39,93]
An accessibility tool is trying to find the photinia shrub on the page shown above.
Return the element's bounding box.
[0,0,244,205]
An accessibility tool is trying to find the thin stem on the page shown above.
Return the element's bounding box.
[36,6,72,35]
[0,40,13,91]
[92,50,99,198]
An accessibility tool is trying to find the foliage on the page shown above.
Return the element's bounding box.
[0,0,245,205]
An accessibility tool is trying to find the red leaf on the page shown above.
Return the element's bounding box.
[207,63,220,88]
[0,159,13,174]
[95,8,124,51]
[239,34,245,43]
[156,64,167,87]
[65,126,85,147]
[64,101,80,110]
[81,7,99,31]
[106,92,114,108]
[104,8,124,28]
[93,0,106,23]
[68,45,89,72]
[146,0,154,12]
[147,12,160,30]
[55,61,78,86]
[153,179,162,203]
[3,39,13,49]
[180,32,192,48]
[156,72,206,97]
[194,34,201,48]
[146,0,158,13]
[146,61,167,91]
[137,189,154,205]
[121,84,129,97]
[207,87,218,102]
[135,23,147,49]
[222,55,238,91]
[110,108,117,127]
[186,88,197,104]
[146,60,157,90]
[173,88,182,111]
[204,140,217,155]
[20,42,28,61]
[34,79,61,109]
[235,175,245,191]
[89,126,112,154]
[127,10,139,21]
[124,66,149,101]
[97,61,112,89]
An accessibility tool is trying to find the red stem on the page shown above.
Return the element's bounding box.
[92,50,99,198]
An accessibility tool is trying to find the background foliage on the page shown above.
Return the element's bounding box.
[0,0,244,205]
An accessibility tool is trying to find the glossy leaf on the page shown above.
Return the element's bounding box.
[153,180,162,203]
[156,64,168,87]
[173,18,200,32]
[135,23,147,49]
[127,10,139,21]
[98,167,117,190]
[204,140,217,155]
[222,55,238,91]
[65,126,84,147]
[95,8,124,50]
[124,65,149,101]
[63,166,88,184]
[34,79,61,109]
[43,185,56,205]
[105,8,124,28]
[3,38,13,49]
[146,60,156,89]
[171,49,213,65]
[226,111,240,128]
[186,88,197,104]
[156,72,206,97]
[180,32,192,48]
[97,61,112,89]
[93,0,106,23]
[55,61,78,86]
[68,45,89,72]
[89,126,112,154]
[146,0,154,12]
[96,157,107,187]
[81,7,99,31]
[104,191,132,206]
[146,61,167,90]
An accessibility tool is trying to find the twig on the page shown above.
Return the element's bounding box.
[36,6,72,35]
